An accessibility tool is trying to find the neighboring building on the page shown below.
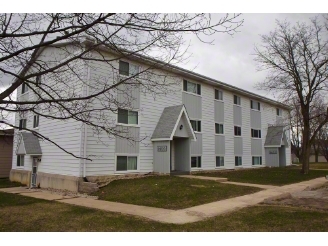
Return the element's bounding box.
[0,129,14,178]
[10,40,292,191]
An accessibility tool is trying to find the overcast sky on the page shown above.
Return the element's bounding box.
[177,13,320,100]
[0,13,320,100]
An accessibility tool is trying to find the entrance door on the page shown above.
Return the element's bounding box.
[31,158,38,188]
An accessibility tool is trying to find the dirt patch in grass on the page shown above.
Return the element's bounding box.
[93,176,261,209]
[195,167,328,186]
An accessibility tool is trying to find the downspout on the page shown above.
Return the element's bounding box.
[83,66,90,179]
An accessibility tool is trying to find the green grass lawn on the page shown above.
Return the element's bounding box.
[0,178,22,189]
[1,192,328,232]
[93,176,261,209]
[195,167,328,186]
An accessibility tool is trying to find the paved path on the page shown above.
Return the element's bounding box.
[177,175,228,182]
[222,181,278,189]
[1,177,327,224]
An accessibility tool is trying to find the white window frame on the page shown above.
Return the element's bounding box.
[251,128,262,139]
[252,156,262,166]
[233,95,241,106]
[116,108,140,127]
[214,89,223,101]
[115,154,140,173]
[21,82,29,95]
[234,125,242,136]
[191,155,202,169]
[190,119,202,133]
[250,100,261,111]
[215,123,224,135]
[17,155,25,167]
[183,79,201,96]
[118,60,140,78]
[235,156,242,166]
[19,118,27,131]
[33,115,39,129]
[216,156,224,168]
[276,108,282,116]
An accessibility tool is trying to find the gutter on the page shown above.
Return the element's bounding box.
[83,66,91,178]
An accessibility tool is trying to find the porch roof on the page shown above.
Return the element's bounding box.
[16,132,42,155]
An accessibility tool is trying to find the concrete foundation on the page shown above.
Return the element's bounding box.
[36,172,80,192]
[10,169,31,186]
[86,173,153,187]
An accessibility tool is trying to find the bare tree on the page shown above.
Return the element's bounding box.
[317,125,328,161]
[254,15,328,174]
[0,13,243,159]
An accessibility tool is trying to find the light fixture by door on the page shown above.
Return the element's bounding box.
[179,125,183,130]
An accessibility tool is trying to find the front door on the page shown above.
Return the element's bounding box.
[31,158,38,188]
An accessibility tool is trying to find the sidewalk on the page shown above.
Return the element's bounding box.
[0,177,327,224]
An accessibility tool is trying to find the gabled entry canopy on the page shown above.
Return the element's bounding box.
[264,126,289,147]
[151,105,196,141]
[16,132,42,156]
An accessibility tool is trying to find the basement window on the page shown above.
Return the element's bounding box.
[216,156,224,167]
[235,156,242,166]
[116,156,137,171]
[252,156,262,166]
[191,156,201,168]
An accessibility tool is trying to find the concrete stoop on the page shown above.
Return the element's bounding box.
[78,181,99,194]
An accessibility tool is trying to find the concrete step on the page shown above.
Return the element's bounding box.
[78,182,99,194]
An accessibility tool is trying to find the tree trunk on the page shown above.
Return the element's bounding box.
[315,151,319,163]
[301,123,311,174]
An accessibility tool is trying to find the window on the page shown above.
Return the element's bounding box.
[250,100,260,111]
[33,115,39,128]
[19,119,27,131]
[234,126,241,136]
[190,120,201,132]
[191,156,201,168]
[119,61,139,77]
[276,108,282,116]
[233,95,241,105]
[116,156,138,171]
[215,89,223,100]
[216,156,224,167]
[235,156,242,166]
[252,156,262,166]
[36,75,41,86]
[183,79,201,95]
[117,108,138,125]
[17,155,25,167]
[251,129,261,138]
[21,82,28,94]
[215,123,224,134]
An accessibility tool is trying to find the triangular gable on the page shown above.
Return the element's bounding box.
[264,126,284,147]
[151,105,196,141]
[16,134,26,155]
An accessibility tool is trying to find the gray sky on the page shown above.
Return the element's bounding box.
[0,13,320,100]
[178,13,319,100]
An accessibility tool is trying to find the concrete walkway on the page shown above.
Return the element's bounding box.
[0,177,327,224]
[178,175,228,182]
[222,181,278,189]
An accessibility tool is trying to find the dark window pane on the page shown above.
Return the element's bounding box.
[215,89,218,99]
[36,75,41,85]
[197,84,201,95]
[190,120,196,131]
[197,156,201,168]
[183,80,187,91]
[118,108,128,124]
[198,121,201,132]
[119,61,129,76]
[117,156,127,171]
[191,157,197,168]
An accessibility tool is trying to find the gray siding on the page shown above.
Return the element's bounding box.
[214,101,224,122]
[174,114,193,138]
[215,135,225,155]
[182,92,202,119]
[174,138,191,172]
[279,147,286,167]
[265,147,279,167]
[153,141,170,174]
[191,133,202,155]
[117,83,140,110]
[115,126,140,153]
[234,137,243,155]
[251,139,262,156]
[250,110,261,129]
[233,105,242,126]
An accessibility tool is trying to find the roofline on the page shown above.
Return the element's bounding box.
[16,37,292,110]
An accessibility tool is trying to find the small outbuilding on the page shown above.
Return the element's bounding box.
[0,129,14,178]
